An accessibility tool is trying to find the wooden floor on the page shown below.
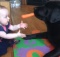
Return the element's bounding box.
[1,47,13,57]
[1,5,47,57]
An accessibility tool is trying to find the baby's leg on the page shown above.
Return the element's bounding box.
[0,40,8,56]
[9,39,20,45]
[14,40,20,44]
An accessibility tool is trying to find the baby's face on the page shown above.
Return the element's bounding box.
[0,8,10,25]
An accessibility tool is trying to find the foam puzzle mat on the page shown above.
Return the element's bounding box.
[13,37,53,57]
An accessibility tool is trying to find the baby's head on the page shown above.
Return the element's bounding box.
[0,5,10,25]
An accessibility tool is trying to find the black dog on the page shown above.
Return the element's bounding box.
[24,3,60,57]
[34,3,60,57]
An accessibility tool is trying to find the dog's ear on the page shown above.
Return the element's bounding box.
[50,8,60,23]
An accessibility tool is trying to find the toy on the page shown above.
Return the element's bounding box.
[21,13,34,19]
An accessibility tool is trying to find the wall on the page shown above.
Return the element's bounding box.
[0,1,13,24]
[0,1,10,13]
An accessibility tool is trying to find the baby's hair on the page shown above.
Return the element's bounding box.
[0,5,7,9]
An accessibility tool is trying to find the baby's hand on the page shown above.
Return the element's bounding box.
[17,30,26,38]
[20,21,28,29]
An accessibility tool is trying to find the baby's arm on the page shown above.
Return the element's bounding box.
[0,30,26,39]
[9,21,27,31]
[9,24,20,31]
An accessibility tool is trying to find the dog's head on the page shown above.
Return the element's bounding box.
[34,6,60,23]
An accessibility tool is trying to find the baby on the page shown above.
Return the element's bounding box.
[0,5,27,56]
